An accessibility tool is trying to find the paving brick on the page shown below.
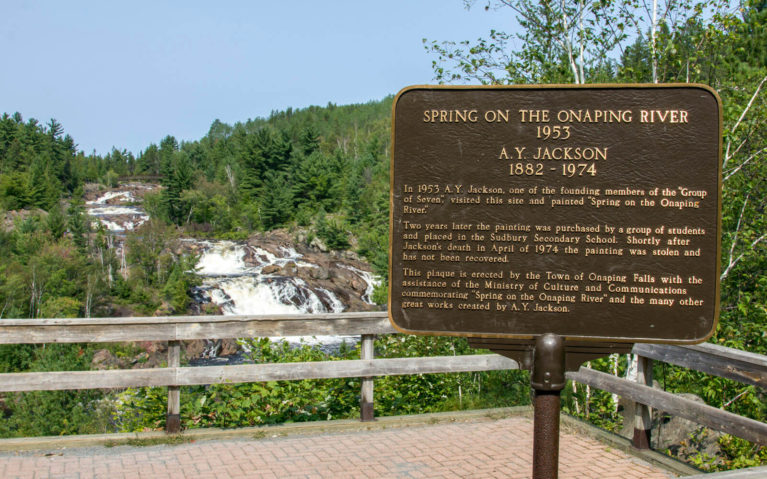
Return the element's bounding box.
[0,416,680,478]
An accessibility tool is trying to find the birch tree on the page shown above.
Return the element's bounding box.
[425,0,737,85]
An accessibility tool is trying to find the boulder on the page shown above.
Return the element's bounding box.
[220,339,239,356]
[262,264,280,274]
[280,261,297,275]
[309,265,330,280]
[309,236,328,252]
[184,340,206,359]
[337,249,362,262]
[92,349,124,370]
[652,393,723,466]
[137,341,166,355]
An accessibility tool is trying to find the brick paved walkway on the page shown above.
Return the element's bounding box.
[0,416,678,479]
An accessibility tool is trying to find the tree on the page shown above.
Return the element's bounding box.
[137,143,161,175]
[0,171,31,210]
[259,171,294,229]
[126,219,174,286]
[238,127,292,201]
[46,203,66,240]
[299,126,320,155]
[161,151,193,224]
[425,0,737,85]
[315,212,350,250]
[67,189,89,252]
[162,254,200,312]
[292,150,344,212]
[425,0,625,84]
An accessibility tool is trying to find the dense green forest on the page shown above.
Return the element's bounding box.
[0,0,765,470]
[0,97,393,320]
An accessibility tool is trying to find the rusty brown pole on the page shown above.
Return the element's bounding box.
[531,334,566,479]
[533,391,561,478]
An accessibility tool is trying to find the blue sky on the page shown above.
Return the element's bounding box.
[1,1,515,155]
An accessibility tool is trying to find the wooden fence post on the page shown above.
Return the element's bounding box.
[632,355,653,449]
[360,334,375,421]
[166,340,181,434]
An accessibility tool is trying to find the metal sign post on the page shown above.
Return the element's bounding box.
[531,334,565,479]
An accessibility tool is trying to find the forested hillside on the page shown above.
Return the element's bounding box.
[139,98,393,282]
[0,98,393,320]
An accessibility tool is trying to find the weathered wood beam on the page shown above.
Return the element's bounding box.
[0,368,177,391]
[360,334,375,422]
[166,341,181,434]
[632,356,653,449]
[633,342,767,388]
[0,312,395,344]
[568,367,767,446]
[0,354,518,392]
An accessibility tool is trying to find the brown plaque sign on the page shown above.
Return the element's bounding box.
[389,85,721,343]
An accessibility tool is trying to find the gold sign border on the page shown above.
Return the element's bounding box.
[387,83,723,345]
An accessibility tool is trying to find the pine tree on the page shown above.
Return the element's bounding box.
[238,128,293,201]
[259,171,293,229]
[67,189,88,252]
[299,126,320,155]
[46,203,66,240]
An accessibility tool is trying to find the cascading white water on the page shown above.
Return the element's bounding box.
[207,277,338,316]
[86,191,135,205]
[317,287,345,312]
[86,190,150,232]
[195,241,358,352]
[88,205,146,216]
[251,246,318,271]
[196,240,250,276]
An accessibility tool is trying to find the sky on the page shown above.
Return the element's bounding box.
[1,1,515,156]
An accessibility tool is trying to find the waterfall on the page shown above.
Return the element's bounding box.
[86,188,150,232]
[82,184,378,358]
[195,241,358,353]
[205,276,339,315]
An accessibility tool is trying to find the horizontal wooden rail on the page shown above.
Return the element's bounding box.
[568,367,767,446]
[0,312,395,344]
[632,342,767,389]
[0,354,519,392]
[3,311,766,447]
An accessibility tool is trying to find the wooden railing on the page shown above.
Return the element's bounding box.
[569,342,767,447]
[1,312,765,449]
[0,312,516,431]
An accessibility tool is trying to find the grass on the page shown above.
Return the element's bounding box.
[104,435,192,448]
